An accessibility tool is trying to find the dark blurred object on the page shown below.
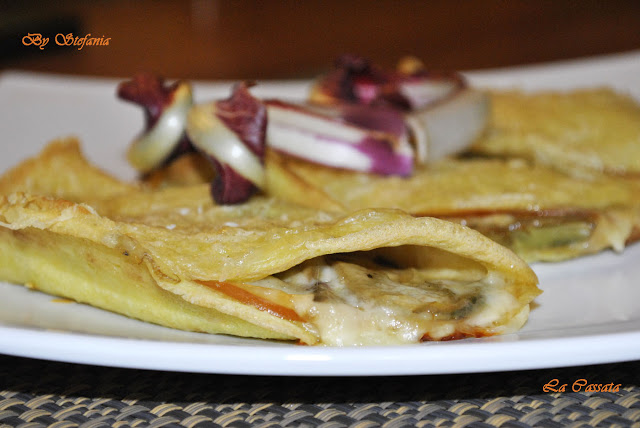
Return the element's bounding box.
[0,1,80,61]
[2,0,640,79]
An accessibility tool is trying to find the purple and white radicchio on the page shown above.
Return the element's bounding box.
[186,83,267,204]
[309,54,490,164]
[117,73,194,174]
[265,100,414,176]
[118,55,491,205]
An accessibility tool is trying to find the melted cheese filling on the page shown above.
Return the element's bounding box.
[251,252,521,346]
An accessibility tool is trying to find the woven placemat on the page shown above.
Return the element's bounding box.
[1,355,640,427]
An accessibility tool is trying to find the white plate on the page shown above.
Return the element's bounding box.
[1,51,640,376]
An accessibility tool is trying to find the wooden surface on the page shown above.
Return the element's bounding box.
[2,1,640,79]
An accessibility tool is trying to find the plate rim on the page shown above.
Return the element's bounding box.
[3,322,640,376]
[2,51,640,376]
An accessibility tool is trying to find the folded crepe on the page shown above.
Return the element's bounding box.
[0,139,540,345]
[470,88,640,179]
[148,148,639,263]
[263,151,640,263]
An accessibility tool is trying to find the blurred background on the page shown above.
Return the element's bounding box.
[2,0,640,80]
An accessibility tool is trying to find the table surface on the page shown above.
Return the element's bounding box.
[2,2,640,427]
[2,355,640,427]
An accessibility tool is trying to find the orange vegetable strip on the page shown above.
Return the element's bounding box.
[196,280,305,323]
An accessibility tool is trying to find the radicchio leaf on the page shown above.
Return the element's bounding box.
[186,83,267,205]
[117,73,194,173]
[312,54,466,111]
[210,159,259,204]
[117,72,176,126]
[265,100,414,176]
[215,82,267,159]
[310,55,489,164]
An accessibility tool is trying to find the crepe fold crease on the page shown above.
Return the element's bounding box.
[0,139,540,345]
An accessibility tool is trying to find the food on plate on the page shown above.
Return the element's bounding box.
[303,58,640,261]
[308,54,490,165]
[117,67,639,263]
[470,88,640,179]
[0,139,540,345]
[117,73,194,174]
[185,82,268,203]
[118,57,490,184]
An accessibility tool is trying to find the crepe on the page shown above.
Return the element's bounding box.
[470,88,640,179]
[263,151,640,263]
[0,139,540,345]
[135,149,640,263]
